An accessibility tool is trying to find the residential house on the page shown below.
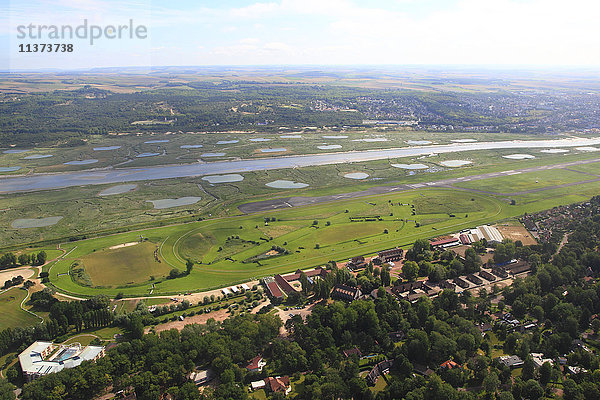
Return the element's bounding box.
[331,284,361,301]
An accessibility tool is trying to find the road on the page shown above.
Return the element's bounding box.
[238,157,600,213]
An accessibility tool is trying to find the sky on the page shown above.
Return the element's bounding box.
[1,0,600,70]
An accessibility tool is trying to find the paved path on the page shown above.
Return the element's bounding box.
[239,158,600,213]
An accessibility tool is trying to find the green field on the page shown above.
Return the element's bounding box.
[0,287,42,328]
[2,132,600,249]
[79,241,171,287]
[39,169,600,300]
[454,169,594,193]
[567,161,600,176]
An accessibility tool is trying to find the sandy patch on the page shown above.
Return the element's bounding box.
[0,267,34,283]
[495,224,538,246]
[109,242,139,250]
[148,309,231,333]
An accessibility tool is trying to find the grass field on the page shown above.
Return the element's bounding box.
[80,241,171,287]
[454,169,593,193]
[40,171,600,299]
[44,188,504,297]
[2,140,600,249]
[0,287,42,328]
[567,161,600,176]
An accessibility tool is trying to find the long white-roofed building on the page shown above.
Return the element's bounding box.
[19,341,105,381]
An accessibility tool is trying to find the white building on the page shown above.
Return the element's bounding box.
[19,341,105,381]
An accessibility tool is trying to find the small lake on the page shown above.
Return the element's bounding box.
[64,159,98,165]
[0,166,21,172]
[260,148,287,153]
[344,172,370,179]
[201,153,226,157]
[93,146,121,151]
[280,135,302,139]
[23,154,53,159]
[3,149,29,154]
[391,163,428,170]
[147,196,202,209]
[11,216,63,229]
[99,184,137,196]
[503,154,535,160]
[318,145,342,150]
[250,138,271,142]
[144,140,170,144]
[136,153,160,158]
[540,149,569,154]
[181,145,204,149]
[202,174,244,183]
[576,147,600,151]
[322,135,348,139]
[216,140,239,145]
[440,160,472,167]
[266,180,309,189]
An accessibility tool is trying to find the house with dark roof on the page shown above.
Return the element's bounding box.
[347,256,367,270]
[466,274,483,285]
[454,277,470,289]
[366,360,394,385]
[378,248,404,262]
[479,270,496,281]
[492,266,509,278]
[496,355,524,368]
[274,274,297,295]
[331,284,361,301]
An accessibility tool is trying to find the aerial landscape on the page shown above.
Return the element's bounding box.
[3,1,600,399]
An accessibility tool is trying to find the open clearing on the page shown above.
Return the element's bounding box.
[0,288,41,328]
[79,241,171,287]
[0,267,34,282]
[48,188,507,297]
[11,216,63,228]
[495,224,537,246]
[454,169,591,193]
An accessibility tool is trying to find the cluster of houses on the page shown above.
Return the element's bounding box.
[263,267,329,301]
[389,261,530,303]
[245,355,292,396]
[520,201,596,243]
[496,352,588,375]
[492,312,537,333]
